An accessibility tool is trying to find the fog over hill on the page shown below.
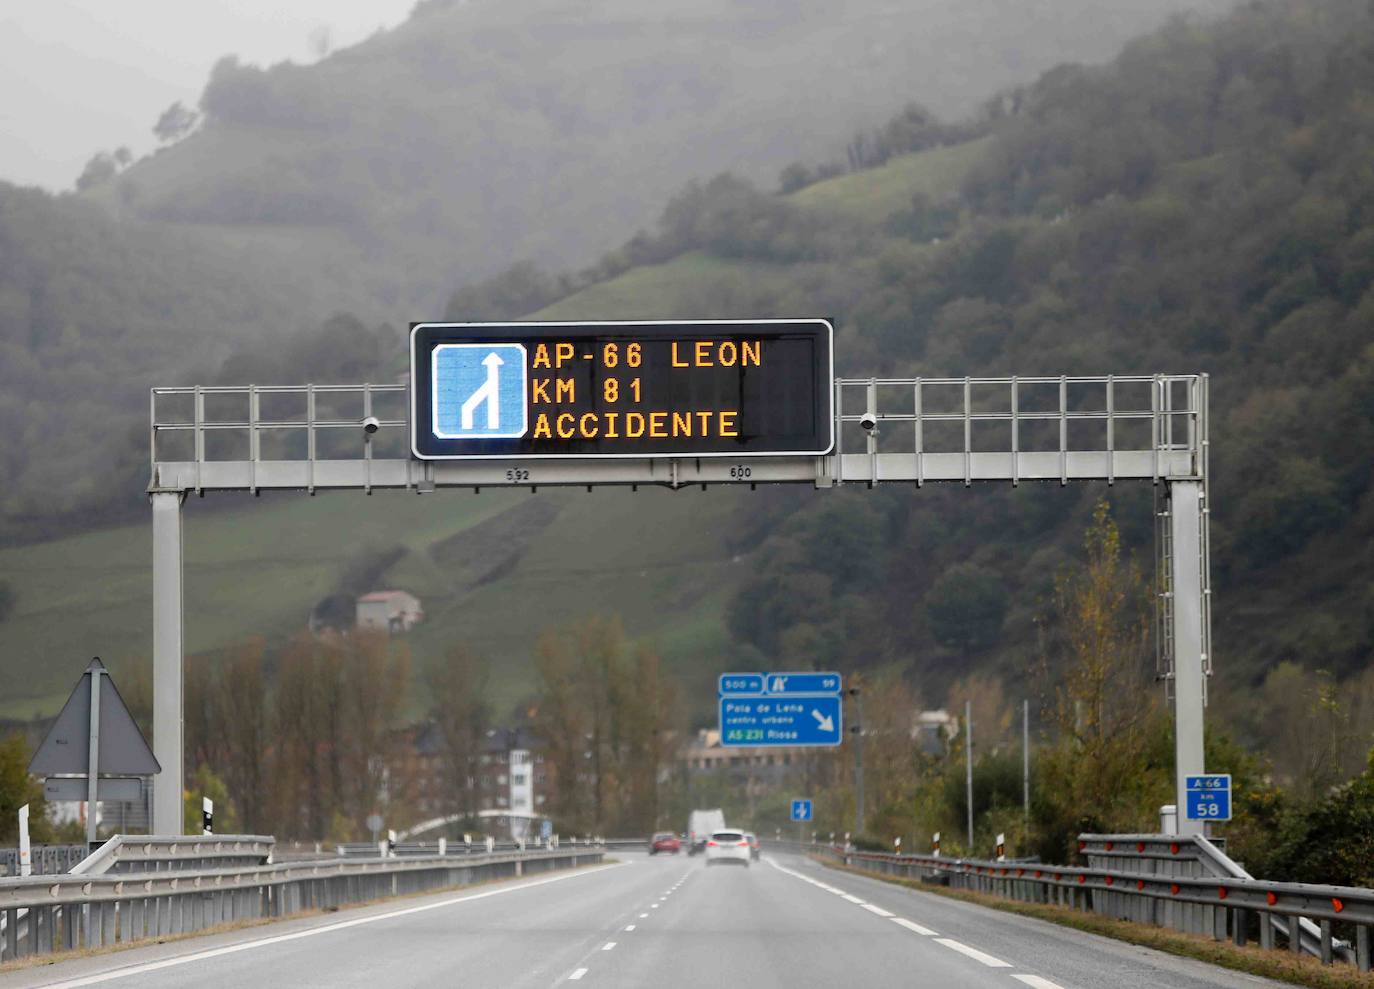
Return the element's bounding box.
[89,0,1228,318]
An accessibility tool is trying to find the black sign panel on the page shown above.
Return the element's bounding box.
[410,320,833,460]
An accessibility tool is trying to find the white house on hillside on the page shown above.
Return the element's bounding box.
[356,590,423,634]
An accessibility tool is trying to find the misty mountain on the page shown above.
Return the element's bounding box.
[88,0,1225,319]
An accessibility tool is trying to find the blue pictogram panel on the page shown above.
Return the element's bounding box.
[432,343,527,439]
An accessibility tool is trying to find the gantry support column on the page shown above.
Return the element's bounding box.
[151,492,186,835]
[1168,479,1207,837]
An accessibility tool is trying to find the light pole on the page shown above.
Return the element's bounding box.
[849,686,864,837]
[965,699,974,850]
[1022,699,1030,832]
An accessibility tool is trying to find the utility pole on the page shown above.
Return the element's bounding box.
[849,686,865,836]
[965,699,974,850]
[1023,699,1031,831]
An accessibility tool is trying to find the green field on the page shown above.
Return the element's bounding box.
[0,485,752,722]
[789,137,992,223]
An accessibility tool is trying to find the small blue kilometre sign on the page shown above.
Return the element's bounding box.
[1184,774,1231,821]
[791,799,813,823]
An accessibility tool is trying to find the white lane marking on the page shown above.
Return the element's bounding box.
[569,969,588,981]
[1010,977,1066,989]
[651,903,659,908]
[861,904,894,918]
[625,924,636,931]
[639,913,649,918]
[34,861,626,988]
[934,938,1011,968]
[841,894,865,904]
[602,942,617,951]
[891,917,939,936]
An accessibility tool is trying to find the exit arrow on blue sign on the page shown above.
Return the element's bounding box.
[718,694,843,748]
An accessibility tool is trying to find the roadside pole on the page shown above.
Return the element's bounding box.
[965,700,974,849]
[1023,699,1030,831]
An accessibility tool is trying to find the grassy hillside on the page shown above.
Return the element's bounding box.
[0,485,752,722]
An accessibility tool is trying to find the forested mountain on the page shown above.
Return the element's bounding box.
[449,0,1374,759]
[1,0,1223,540]
[4,0,1372,785]
[83,0,1221,318]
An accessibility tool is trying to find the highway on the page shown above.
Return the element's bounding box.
[0,853,1286,989]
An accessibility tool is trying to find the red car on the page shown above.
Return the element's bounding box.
[650,832,681,854]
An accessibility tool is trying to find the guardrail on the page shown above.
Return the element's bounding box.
[72,835,274,875]
[813,844,1372,972]
[0,841,605,963]
[0,846,86,878]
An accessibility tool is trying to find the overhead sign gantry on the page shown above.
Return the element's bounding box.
[146,325,1212,840]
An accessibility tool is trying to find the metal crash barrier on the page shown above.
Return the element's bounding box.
[811,836,1372,972]
[0,838,605,963]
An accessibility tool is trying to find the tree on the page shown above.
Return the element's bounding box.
[1032,500,1168,859]
[153,102,199,144]
[428,646,491,821]
[75,153,118,191]
[184,764,240,834]
[925,564,1009,653]
[0,733,53,844]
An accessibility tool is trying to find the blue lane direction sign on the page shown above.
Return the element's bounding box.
[791,799,813,823]
[1184,774,1232,821]
[719,694,843,747]
[718,673,765,697]
[763,672,841,696]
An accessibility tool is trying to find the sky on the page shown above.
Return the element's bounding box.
[0,0,417,191]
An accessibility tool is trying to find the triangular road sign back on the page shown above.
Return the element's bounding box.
[28,658,161,776]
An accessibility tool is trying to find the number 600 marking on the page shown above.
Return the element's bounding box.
[729,465,752,480]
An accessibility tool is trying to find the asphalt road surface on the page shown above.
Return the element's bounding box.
[0,853,1288,988]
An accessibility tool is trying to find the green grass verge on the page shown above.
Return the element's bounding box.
[819,858,1374,989]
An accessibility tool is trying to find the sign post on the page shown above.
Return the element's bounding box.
[791,798,812,846]
[17,804,31,877]
[718,672,843,748]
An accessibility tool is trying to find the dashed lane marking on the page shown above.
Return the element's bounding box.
[32,861,626,988]
[639,913,649,918]
[891,917,939,936]
[1010,976,1067,989]
[934,938,1011,968]
[568,969,588,981]
[602,942,617,951]
[625,925,636,931]
[841,894,866,904]
[861,904,894,918]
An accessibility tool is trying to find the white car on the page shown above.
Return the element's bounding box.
[704,829,751,867]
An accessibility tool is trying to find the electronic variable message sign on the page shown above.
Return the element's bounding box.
[410,320,834,460]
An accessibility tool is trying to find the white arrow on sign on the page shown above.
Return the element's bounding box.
[460,352,504,430]
[811,709,834,733]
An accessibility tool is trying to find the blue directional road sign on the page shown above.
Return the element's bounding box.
[432,343,528,439]
[1184,774,1231,821]
[763,672,840,695]
[718,671,843,748]
[791,799,813,823]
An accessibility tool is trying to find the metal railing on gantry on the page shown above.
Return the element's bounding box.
[148,374,1206,492]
